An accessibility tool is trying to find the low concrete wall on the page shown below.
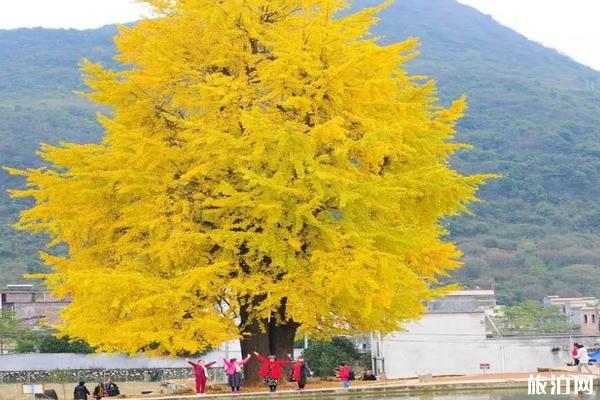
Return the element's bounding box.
[0,346,243,372]
[0,342,306,385]
[0,367,202,384]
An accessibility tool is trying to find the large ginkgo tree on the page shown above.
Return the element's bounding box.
[8,0,489,382]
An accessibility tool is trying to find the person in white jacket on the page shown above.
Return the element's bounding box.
[575,344,594,374]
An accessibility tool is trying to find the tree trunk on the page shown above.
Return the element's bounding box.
[240,317,270,385]
[269,317,299,360]
[269,319,299,381]
[239,298,299,386]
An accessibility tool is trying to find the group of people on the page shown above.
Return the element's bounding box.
[187,353,372,395]
[73,378,120,400]
[187,352,315,395]
[571,342,595,374]
[253,352,314,392]
[186,355,250,395]
[74,355,368,398]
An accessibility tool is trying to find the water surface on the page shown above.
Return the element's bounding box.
[325,390,595,400]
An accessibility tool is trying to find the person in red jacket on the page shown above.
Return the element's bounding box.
[253,351,293,392]
[337,363,352,389]
[291,356,313,391]
[186,358,216,394]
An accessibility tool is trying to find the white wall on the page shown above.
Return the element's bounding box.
[381,312,600,378]
[0,341,242,371]
[382,312,487,378]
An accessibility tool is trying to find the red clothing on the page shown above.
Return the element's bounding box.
[195,377,207,394]
[188,361,216,378]
[188,361,216,394]
[339,365,351,380]
[256,355,292,379]
[293,362,303,382]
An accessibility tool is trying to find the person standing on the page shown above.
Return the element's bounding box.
[337,363,352,389]
[575,344,594,374]
[572,343,580,366]
[253,352,293,392]
[187,358,216,394]
[223,355,252,393]
[74,382,90,400]
[291,356,313,391]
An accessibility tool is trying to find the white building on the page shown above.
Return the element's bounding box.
[369,290,600,379]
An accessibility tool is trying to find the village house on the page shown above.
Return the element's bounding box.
[543,295,600,336]
[0,284,69,328]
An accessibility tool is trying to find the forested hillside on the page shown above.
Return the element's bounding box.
[1,0,600,303]
[0,26,116,282]
[370,0,600,304]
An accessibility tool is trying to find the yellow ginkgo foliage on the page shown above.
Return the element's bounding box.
[7,0,490,364]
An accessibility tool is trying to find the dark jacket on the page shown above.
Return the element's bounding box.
[74,384,90,400]
[106,383,120,397]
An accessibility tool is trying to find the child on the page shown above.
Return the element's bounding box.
[291,356,313,391]
[223,355,252,393]
[253,351,293,392]
[186,358,216,394]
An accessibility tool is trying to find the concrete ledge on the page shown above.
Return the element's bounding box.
[116,377,594,400]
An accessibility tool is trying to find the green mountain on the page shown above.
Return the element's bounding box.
[0,27,117,282]
[370,0,600,304]
[1,0,600,304]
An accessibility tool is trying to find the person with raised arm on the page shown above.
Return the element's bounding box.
[253,351,293,392]
[186,358,217,395]
[223,354,252,394]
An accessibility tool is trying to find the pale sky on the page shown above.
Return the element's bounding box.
[0,0,598,71]
[0,0,151,30]
[458,0,600,71]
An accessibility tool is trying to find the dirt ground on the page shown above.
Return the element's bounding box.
[0,378,384,400]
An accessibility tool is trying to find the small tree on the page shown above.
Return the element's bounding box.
[38,335,95,353]
[496,301,575,335]
[303,337,369,378]
[15,336,42,353]
[0,310,33,353]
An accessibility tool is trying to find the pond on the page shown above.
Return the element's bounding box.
[326,390,595,400]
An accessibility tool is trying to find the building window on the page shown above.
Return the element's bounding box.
[584,315,588,324]
[593,315,596,323]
